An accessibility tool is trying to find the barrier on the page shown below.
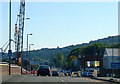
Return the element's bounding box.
[71,72,74,77]
[1,64,27,75]
[77,72,81,77]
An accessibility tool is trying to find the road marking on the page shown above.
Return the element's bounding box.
[55,77,65,82]
[83,78,103,82]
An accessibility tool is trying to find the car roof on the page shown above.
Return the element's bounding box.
[39,65,49,66]
[39,65,50,68]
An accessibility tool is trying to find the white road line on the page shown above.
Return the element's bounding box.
[55,77,65,82]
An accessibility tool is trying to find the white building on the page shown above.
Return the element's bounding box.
[103,48,120,69]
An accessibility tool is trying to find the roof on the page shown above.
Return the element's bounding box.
[104,48,120,56]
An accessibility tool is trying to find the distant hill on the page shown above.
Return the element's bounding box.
[2,35,120,61]
[23,35,120,60]
[89,35,119,45]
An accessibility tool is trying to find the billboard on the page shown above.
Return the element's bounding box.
[111,63,120,69]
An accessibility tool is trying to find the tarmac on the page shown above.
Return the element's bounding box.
[2,74,120,83]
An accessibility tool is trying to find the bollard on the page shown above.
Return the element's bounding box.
[66,73,68,76]
[71,72,74,77]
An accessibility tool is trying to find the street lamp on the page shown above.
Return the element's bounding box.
[26,34,32,71]
[27,34,32,52]
[26,17,30,20]
[29,44,34,51]
[29,44,34,71]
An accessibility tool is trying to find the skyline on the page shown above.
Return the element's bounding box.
[1,1,118,51]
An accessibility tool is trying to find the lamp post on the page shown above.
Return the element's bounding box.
[27,34,32,53]
[29,44,34,71]
[29,44,34,60]
[8,0,12,75]
[26,34,32,71]
[112,36,114,78]
[29,44,34,51]
[0,48,4,62]
[82,55,85,71]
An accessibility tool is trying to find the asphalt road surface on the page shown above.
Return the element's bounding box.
[2,74,117,84]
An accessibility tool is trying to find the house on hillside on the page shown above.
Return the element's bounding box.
[103,48,120,77]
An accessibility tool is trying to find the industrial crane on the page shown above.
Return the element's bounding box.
[14,0,25,67]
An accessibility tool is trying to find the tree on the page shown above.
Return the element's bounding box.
[53,53,65,68]
[67,43,111,70]
[83,43,110,56]
[111,43,120,48]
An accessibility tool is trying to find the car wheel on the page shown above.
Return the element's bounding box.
[48,74,51,76]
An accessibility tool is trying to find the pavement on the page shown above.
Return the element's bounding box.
[0,64,27,84]
[91,77,120,83]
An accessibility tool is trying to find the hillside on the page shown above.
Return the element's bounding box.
[1,35,120,61]
[23,35,120,60]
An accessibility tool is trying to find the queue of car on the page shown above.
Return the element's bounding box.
[81,71,94,77]
[31,65,94,77]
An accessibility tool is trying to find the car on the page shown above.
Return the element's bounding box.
[58,70,65,76]
[81,71,88,77]
[63,71,68,76]
[66,71,72,76]
[37,65,51,76]
[64,71,71,76]
[30,69,37,74]
[51,71,59,76]
[73,72,78,77]
[87,72,94,77]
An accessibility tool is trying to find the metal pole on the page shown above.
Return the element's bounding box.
[112,37,114,78]
[27,34,28,53]
[27,34,28,71]
[8,0,11,75]
[0,48,3,61]
[82,55,84,71]
[29,44,33,58]
[26,34,32,72]
[29,44,30,52]
[28,44,31,72]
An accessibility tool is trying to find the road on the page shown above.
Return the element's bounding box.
[2,74,117,84]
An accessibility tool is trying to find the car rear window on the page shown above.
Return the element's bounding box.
[52,71,57,73]
[39,65,49,69]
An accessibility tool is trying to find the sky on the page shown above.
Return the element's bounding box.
[1,0,118,52]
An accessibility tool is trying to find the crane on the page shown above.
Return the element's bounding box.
[14,0,25,68]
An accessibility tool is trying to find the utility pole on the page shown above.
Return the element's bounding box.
[8,0,12,75]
